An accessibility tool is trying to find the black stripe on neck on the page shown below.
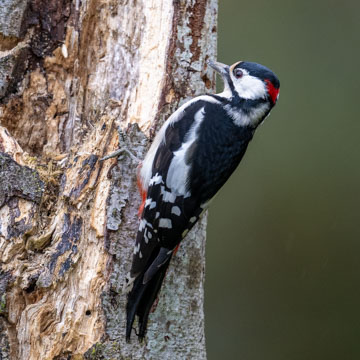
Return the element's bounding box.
[208,94,269,113]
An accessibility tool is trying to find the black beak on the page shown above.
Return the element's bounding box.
[208,60,230,78]
[208,60,232,92]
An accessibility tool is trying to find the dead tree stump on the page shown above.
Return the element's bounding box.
[0,0,217,358]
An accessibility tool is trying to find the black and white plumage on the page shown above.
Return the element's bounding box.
[126,60,280,340]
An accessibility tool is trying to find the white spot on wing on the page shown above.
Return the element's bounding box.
[190,216,197,223]
[139,219,146,231]
[159,218,172,228]
[171,206,181,216]
[139,219,153,232]
[161,186,176,203]
[134,243,140,254]
[144,198,157,209]
[149,173,163,186]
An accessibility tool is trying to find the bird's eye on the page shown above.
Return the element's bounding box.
[234,68,243,79]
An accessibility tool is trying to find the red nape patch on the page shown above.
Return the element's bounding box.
[265,79,279,104]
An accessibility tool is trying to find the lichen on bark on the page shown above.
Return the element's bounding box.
[0,0,218,358]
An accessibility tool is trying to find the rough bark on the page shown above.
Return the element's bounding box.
[0,0,217,359]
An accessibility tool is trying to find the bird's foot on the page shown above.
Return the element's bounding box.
[100,125,141,163]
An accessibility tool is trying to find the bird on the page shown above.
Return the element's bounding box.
[125,60,280,340]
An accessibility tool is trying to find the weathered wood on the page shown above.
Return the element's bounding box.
[0,0,217,359]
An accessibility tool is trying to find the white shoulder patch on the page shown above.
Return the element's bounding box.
[166,107,205,196]
[139,96,219,190]
[235,75,267,100]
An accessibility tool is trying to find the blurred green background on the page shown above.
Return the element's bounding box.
[205,0,360,359]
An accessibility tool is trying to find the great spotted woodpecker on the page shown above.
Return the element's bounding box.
[126,60,280,340]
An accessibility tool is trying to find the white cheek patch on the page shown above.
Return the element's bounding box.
[231,70,267,100]
[236,76,267,99]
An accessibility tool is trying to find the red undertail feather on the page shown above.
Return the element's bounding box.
[137,164,147,217]
[173,243,181,255]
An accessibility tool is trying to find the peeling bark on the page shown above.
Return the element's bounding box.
[0,0,217,359]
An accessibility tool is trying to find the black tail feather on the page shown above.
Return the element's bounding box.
[126,255,172,341]
[126,274,149,341]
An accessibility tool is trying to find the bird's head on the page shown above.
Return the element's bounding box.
[208,60,280,105]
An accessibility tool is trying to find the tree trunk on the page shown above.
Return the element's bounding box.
[0,0,217,359]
